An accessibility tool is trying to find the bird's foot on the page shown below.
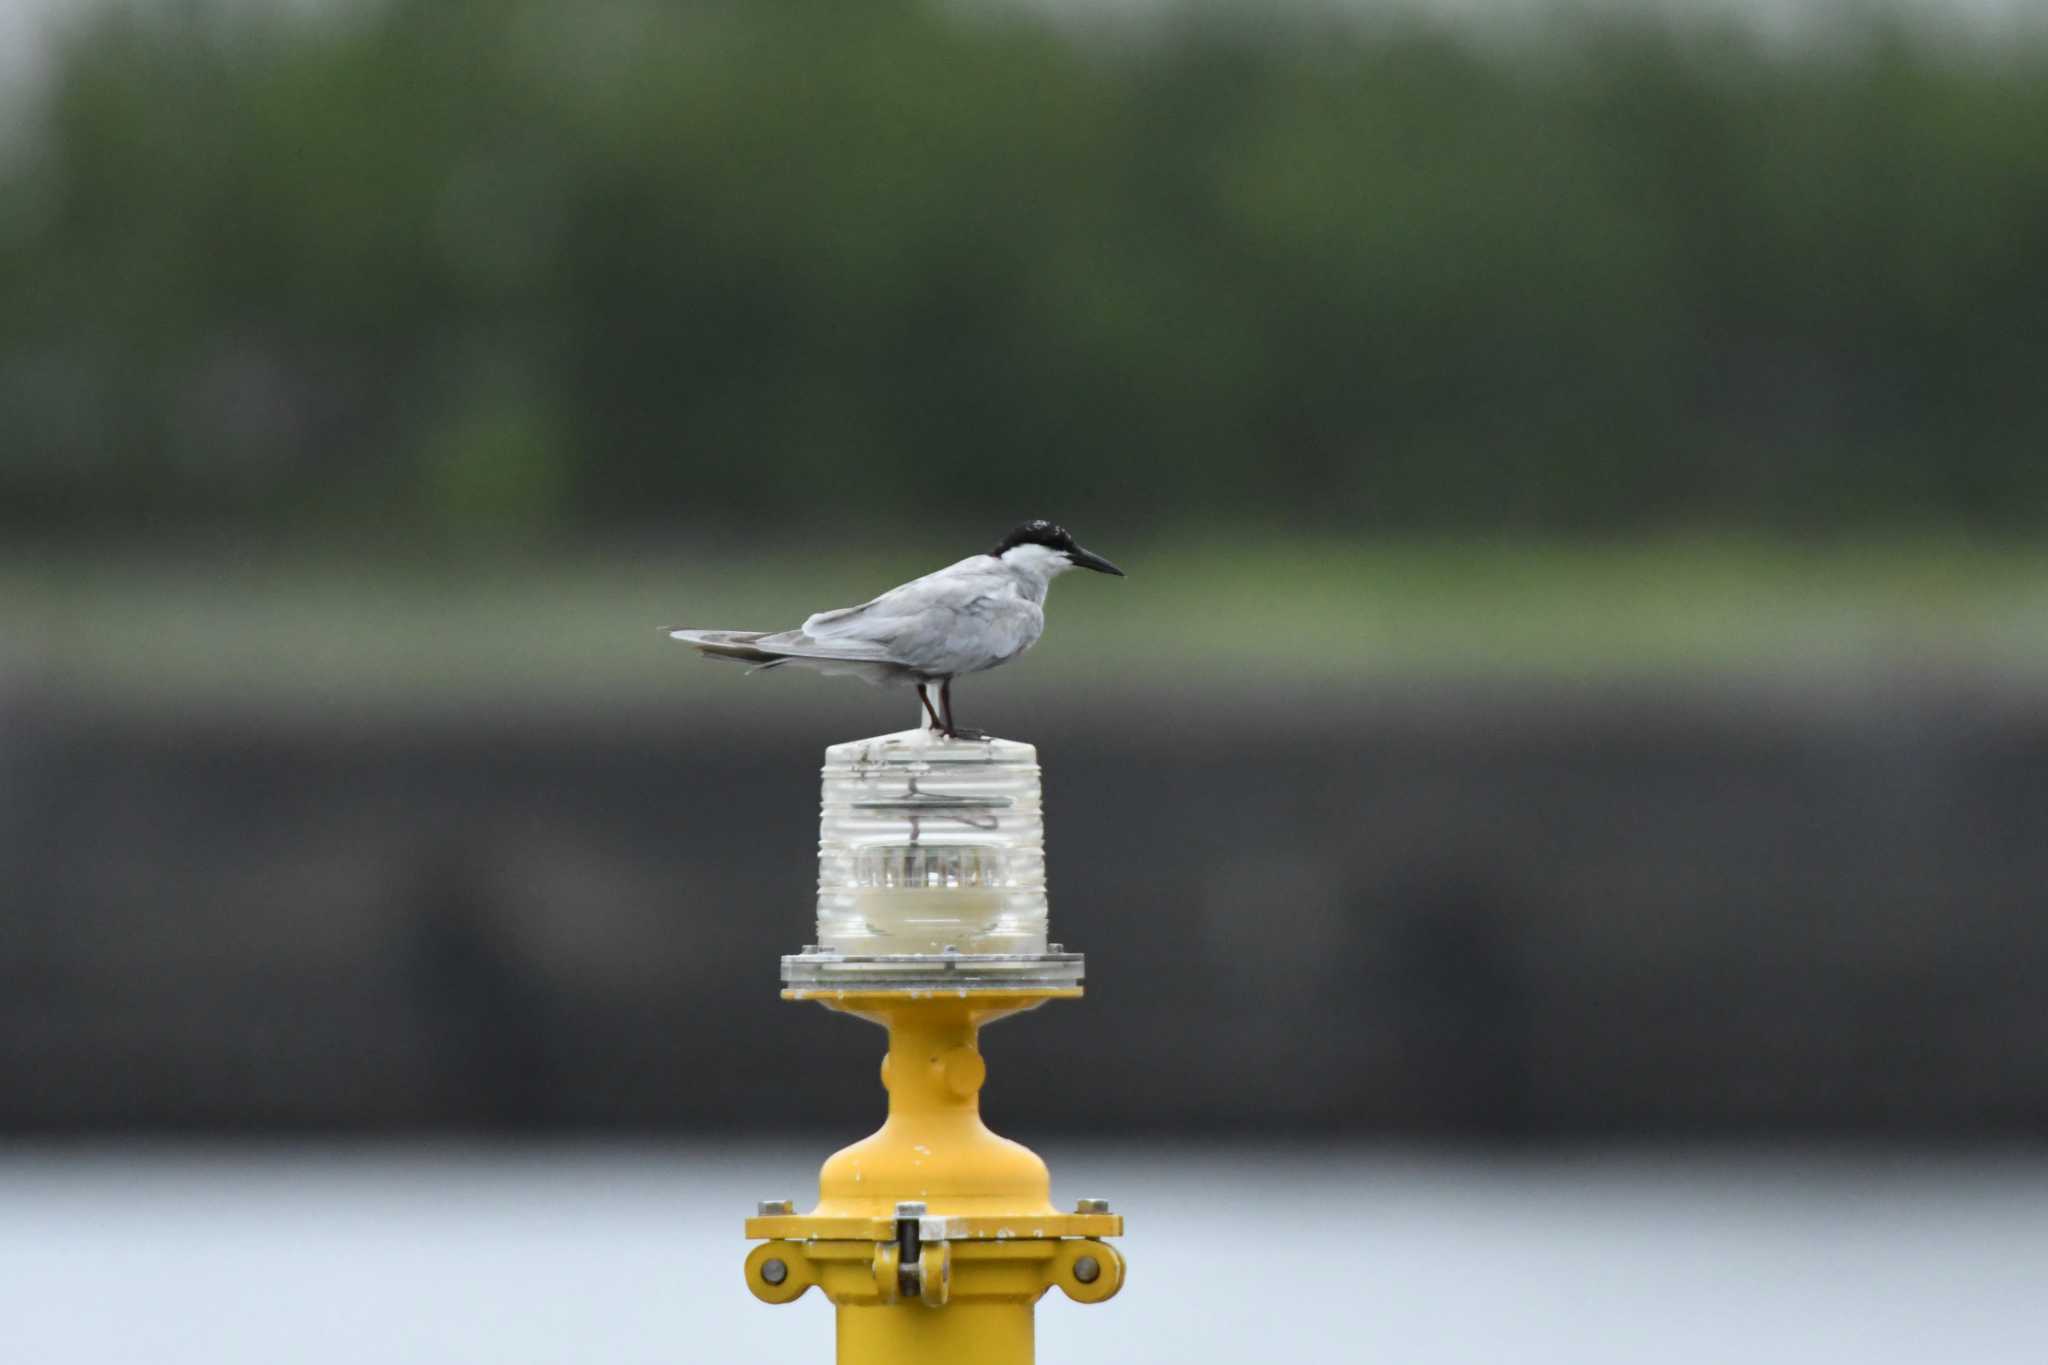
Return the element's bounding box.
[943,726,992,743]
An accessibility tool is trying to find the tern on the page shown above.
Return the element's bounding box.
[668,520,1124,738]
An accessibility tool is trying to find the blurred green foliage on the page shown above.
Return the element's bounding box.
[13,534,2048,700]
[3,0,2046,542]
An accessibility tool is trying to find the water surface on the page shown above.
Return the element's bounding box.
[3,1143,2041,1363]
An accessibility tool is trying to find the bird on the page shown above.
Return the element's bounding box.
[667,520,1124,739]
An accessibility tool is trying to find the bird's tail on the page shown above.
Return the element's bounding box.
[665,629,788,669]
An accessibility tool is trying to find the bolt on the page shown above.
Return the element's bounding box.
[1073,1254,1101,1284]
[942,943,958,954]
[1074,1198,1110,1214]
[1050,943,1065,953]
[757,1199,794,1216]
[761,1258,789,1286]
[894,1200,927,1219]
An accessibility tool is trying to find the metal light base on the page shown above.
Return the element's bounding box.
[744,976,1123,1363]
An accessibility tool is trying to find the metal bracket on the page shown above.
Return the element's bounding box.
[894,1201,924,1300]
[748,1233,1118,1308]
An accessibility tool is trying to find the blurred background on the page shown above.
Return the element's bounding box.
[4,0,2048,1359]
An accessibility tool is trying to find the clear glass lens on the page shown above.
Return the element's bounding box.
[817,729,1047,954]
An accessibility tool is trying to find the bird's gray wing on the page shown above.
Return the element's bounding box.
[672,557,1020,676]
[668,595,928,668]
[792,561,1012,665]
[667,626,899,665]
[777,560,977,651]
[795,562,1041,677]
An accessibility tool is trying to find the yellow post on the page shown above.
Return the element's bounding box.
[744,988,1124,1363]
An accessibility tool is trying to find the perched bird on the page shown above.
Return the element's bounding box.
[668,520,1124,738]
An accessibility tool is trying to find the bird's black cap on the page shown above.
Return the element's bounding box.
[991,519,1076,556]
[991,520,1124,575]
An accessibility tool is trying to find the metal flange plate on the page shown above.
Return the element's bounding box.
[745,1210,1123,1242]
[781,950,1084,992]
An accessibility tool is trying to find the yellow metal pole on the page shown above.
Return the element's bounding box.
[838,1299,1034,1365]
[744,989,1123,1363]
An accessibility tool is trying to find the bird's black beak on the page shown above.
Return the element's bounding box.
[1067,545,1125,576]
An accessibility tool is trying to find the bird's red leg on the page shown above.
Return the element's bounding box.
[918,684,944,732]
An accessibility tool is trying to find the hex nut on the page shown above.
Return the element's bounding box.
[757,1199,794,1216]
[895,1201,927,1219]
[1074,1197,1111,1214]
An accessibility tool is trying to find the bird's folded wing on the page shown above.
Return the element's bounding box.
[668,625,906,664]
[798,609,966,663]
[667,629,765,647]
[666,629,776,663]
[798,574,997,657]
[753,628,906,662]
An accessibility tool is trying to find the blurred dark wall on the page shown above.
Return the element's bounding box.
[4,2,2048,542]
[6,678,2044,1139]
